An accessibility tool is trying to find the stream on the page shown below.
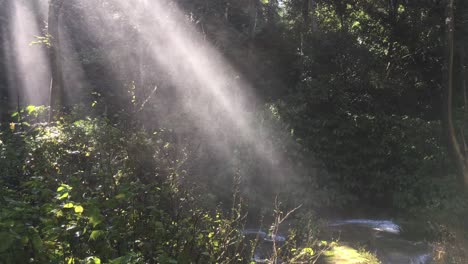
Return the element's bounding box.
[247,218,433,264]
[326,219,432,263]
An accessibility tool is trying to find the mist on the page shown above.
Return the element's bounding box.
[4,0,50,107]
[56,0,304,203]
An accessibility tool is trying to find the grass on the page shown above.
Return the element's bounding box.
[321,244,380,264]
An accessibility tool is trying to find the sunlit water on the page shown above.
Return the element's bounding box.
[329,219,401,234]
[245,219,432,264]
[328,219,432,264]
[243,229,286,263]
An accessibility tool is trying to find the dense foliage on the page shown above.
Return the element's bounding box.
[0,108,331,263]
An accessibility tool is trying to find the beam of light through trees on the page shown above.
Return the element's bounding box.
[7,0,50,107]
[112,0,283,163]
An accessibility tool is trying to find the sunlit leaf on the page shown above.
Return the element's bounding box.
[74,205,84,214]
[302,247,314,255]
[89,230,105,241]
[58,192,69,200]
[89,211,104,227]
[86,256,101,264]
[26,105,36,114]
[63,202,74,208]
[351,21,360,29]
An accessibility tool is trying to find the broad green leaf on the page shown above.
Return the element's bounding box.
[26,105,36,114]
[57,184,72,192]
[58,192,69,200]
[63,202,74,208]
[74,205,84,214]
[86,256,101,264]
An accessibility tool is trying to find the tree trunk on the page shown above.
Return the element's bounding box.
[445,0,468,185]
[302,0,310,29]
[248,0,258,59]
[225,1,230,22]
[461,47,468,166]
[0,0,10,123]
[48,0,64,121]
[267,0,277,24]
[310,0,318,32]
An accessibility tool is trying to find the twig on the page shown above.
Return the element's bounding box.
[138,85,158,112]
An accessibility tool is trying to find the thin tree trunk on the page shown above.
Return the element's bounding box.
[48,0,64,121]
[0,0,11,123]
[302,0,317,32]
[462,47,468,160]
[248,0,258,60]
[302,0,310,29]
[445,0,468,185]
[310,0,318,32]
[267,0,277,24]
[225,1,230,22]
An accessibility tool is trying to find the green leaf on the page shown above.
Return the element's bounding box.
[302,247,314,255]
[32,233,44,252]
[0,232,15,252]
[58,192,69,200]
[351,21,360,29]
[115,193,126,199]
[86,256,101,264]
[89,230,105,241]
[63,202,74,208]
[57,184,72,192]
[26,105,36,114]
[89,211,103,228]
[319,240,328,246]
[57,184,72,200]
[74,205,84,214]
[109,257,124,264]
